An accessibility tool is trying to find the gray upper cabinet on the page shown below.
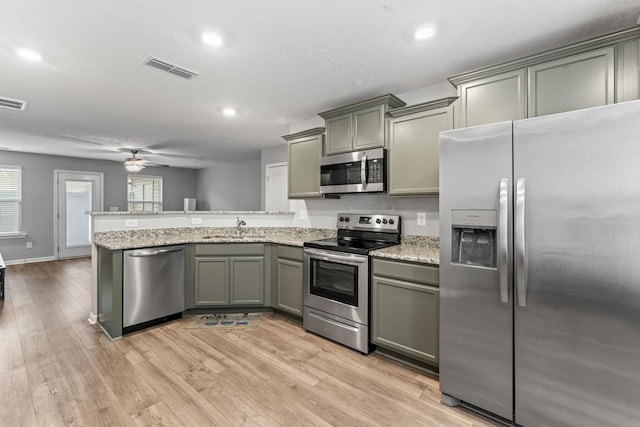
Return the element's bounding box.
[450,26,640,128]
[617,38,640,102]
[283,128,325,199]
[457,69,526,128]
[387,98,457,196]
[528,47,615,117]
[319,94,406,155]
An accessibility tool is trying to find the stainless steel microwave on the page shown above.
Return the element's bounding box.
[320,148,386,194]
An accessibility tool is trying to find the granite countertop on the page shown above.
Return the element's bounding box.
[93,227,335,250]
[94,227,440,265]
[92,210,294,216]
[370,235,440,265]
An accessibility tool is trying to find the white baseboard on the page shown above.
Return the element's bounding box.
[88,313,98,325]
[4,256,56,266]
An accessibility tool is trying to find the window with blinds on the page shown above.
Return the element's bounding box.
[0,165,22,234]
[127,175,162,212]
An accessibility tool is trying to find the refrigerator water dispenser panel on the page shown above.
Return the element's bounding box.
[451,210,497,268]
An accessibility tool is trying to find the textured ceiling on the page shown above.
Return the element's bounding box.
[1,1,640,168]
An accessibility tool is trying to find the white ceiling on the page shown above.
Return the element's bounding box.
[2,1,640,169]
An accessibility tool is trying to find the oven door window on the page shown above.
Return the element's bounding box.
[310,259,358,306]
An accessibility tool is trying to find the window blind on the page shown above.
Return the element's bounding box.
[0,165,22,233]
[127,175,162,212]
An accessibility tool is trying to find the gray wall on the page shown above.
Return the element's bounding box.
[260,144,288,210]
[196,156,261,211]
[0,150,197,262]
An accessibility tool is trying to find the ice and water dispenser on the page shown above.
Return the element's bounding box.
[451,210,497,268]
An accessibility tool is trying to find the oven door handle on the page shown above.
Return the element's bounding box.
[304,248,368,264]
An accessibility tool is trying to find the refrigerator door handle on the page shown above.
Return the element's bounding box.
[499,178,509,303]
[516,178,527,307]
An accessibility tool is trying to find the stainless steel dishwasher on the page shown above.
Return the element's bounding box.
[123,245,185,333]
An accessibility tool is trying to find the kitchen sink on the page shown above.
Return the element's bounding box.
[200,234,266,240]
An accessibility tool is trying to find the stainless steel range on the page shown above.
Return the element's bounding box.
[303,213,401,354]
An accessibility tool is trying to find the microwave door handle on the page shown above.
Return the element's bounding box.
[361,152,368,190]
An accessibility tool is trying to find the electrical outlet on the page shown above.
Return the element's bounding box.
[191,217,202,225]
[26,241,33,249]
[125,219,138,227]
[417,212,427,226]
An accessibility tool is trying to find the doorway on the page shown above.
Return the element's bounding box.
[265,162,290,212]
[54,170,103,259]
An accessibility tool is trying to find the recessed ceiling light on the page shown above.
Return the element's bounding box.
[16,47,43,62]
[414,26,436,40]
[201,31,224,47]
[222,107,237,117]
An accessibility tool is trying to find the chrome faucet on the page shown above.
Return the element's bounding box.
[236,216,246,237]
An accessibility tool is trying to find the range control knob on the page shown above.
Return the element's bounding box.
[382,219,388,224]
[339,216,345,222]
[344,216,350,222]
[389,219,395,225]
[376,218,382,224]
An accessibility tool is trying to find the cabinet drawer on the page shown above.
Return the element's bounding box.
[372,258,438,286]
[276,245,303,262]
[195,243,264,256]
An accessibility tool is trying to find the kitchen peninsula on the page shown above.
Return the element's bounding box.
[92,210,440,370]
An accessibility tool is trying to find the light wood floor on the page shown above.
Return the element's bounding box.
[0,258,500,426]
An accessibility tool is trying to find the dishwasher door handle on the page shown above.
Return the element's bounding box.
[127,246,184,257]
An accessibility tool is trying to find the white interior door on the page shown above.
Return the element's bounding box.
[56,171,103,259]
[265,162,290,212]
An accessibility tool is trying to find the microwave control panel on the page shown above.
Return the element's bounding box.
[368,159,384,183]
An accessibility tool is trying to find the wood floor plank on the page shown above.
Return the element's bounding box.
[85,341,162,417]
[31,376,85,426]
[0,367,37,426]
[130,401,186,427]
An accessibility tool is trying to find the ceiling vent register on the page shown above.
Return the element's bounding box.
[0,97,28,111]
[144,57,198,79]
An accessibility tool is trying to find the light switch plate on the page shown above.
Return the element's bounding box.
[417,212,427,226]
[125,219,138,227]
[191,217,202,225]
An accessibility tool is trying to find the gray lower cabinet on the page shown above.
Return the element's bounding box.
[273,245,304,317]
[371,258,439,365]
[387,98,456,196]
[283,128,324,199]
[192,244,265,307]
[97,246,124,339]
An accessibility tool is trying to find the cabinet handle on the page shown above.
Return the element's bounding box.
[499,178,509,304]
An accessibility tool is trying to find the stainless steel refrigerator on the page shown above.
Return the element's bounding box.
[439,100,640,426]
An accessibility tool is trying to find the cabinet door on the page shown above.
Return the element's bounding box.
[617,39,640,102]
[194,257,229,306]
[388,106,453,196]
[230,256,264,305]
[288,135,323,199]
[528,47,615,117]
[372,275,439,365]
[458,69,526,128]
[353,104,385,151]
[276,258,303,316]
[325,113,352,155]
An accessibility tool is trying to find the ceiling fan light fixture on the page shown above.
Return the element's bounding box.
[124,151,145,172]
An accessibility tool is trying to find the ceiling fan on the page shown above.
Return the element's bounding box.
[123,149,169,172]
